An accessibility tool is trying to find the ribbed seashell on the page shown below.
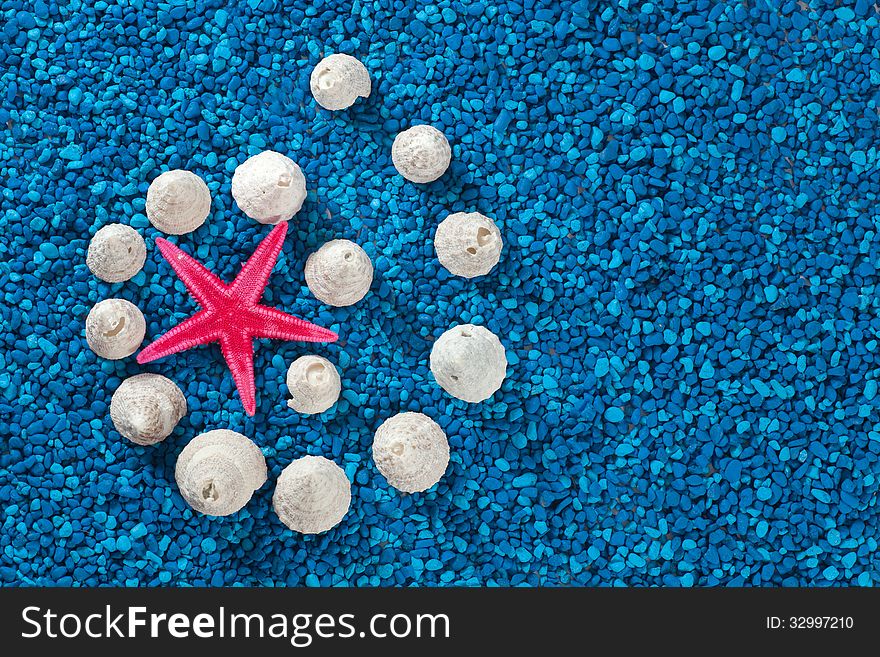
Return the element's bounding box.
[175,429,267,517]
[85,298,146,360]
[391,124,451,183]
[372,412,450,493]
[110,373,187,446]
[231,150,306,224]
[429,324,508,403]
[273,455,351,534]
[434,212,503,278]
[86,224,147,282]
[304,239,373,307]
[146,169,211,235]
[310,54,371,110]
[286,355,341,414]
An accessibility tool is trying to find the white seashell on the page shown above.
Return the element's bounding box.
[391,124,451,183]
[175,429,267,517]
[310,54,371,110]
[434,212,503,278]
[273,455,351,534]
[429,324,508,403]
[372,412,449,493]
[86,224,147,282]
[85,298,146,360]
[304,239,373,307]
[231,150,307,224]
[146,169,211,235]
[286,355,341,414]
[110,373,187,446]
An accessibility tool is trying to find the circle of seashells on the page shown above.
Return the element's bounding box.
[81,52,510,537]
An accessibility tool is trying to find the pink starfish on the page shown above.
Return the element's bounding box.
[137,222,338,416]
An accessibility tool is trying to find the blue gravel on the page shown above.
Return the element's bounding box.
[1,1,880,587]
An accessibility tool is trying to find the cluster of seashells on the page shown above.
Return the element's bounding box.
[82,51,511,538]
[169,409,450,533]
[310,54,505,285]
[173,429,351,533]
[84,223,149,361]
[282,356,451,498]
[305,55,509,401]
[300,55,510,487]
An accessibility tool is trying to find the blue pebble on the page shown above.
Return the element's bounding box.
[707,45,726,61]
[637,53,655,70]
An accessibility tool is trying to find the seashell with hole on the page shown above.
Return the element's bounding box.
[310,53,371,110]
[372,412,450,493]
[85,298,146,360]
[86,224,147,282]
[286,355,341,414]
[175,429,267,517]
[429,323,508,403]
[146,169,211,235]
[391,124,451,183]
[273,455,351,534]
[231,150,307,224]
[110,373,187,446]
[304,239,373,307]
[434,212,503,278]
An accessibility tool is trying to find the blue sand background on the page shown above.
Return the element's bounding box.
[2,0,880,586]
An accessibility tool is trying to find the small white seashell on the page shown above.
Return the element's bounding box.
[175,429,267,517]
[146,169,211,235]
[391,124,451,183]
[310,53,371,110]
[372,412,450,493]
[304,239,373,307]
[286,355,341,414]
[231,150,307,224]
[434,212,503,278]
[86,224,147,282]
[273,455,351,534]
[430,324,508,403]
[85,298,146,360]
[110,373,187,446]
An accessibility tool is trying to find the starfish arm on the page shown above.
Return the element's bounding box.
[219,330,257,416]
[250,305,339,343]
[229,222,288,306]
[137,311,219,363]
[156,238,229,308]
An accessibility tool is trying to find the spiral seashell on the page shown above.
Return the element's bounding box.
[86,224,147,282]
[304,239,373,307]
[286,355,341,414]
[175,429,267,517]
[146,169,211,235]
[110,373,187,445]
[231,150,307,224]
[429,324,508,403]
[273,455,351,534]
[372,412,450,493]
[310,53,371,110]
[85,298,146,360]
[434,212,503,278]
[391,124,451,183]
